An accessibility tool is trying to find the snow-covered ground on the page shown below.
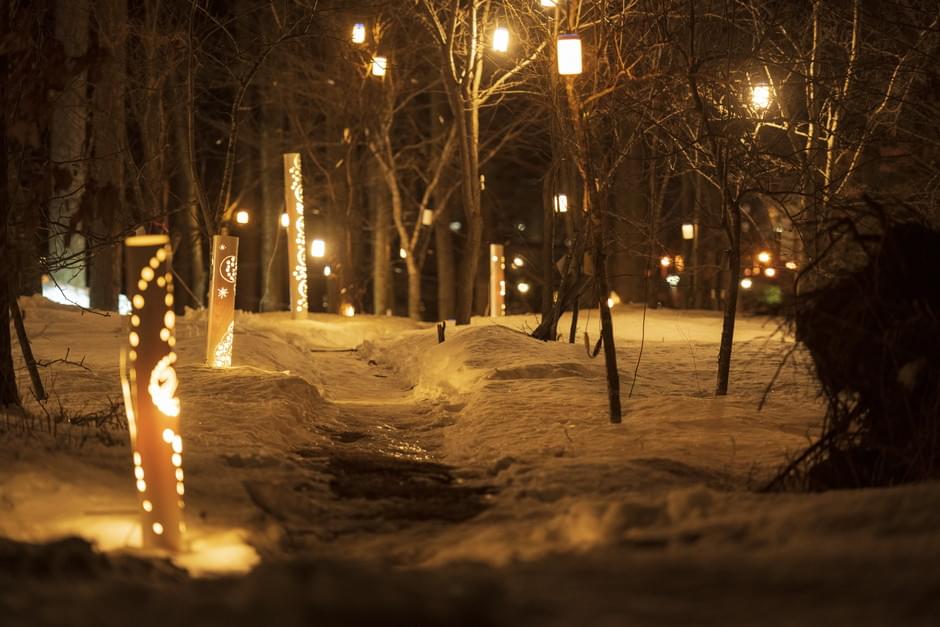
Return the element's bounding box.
[2,296,939,626]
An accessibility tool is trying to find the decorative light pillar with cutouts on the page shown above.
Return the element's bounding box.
[283,153,308,319]
[206,234,238,367]
[489,243,506,318]
[123,234,185,552]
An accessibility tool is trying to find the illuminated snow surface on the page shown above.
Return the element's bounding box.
[2,295,939,625]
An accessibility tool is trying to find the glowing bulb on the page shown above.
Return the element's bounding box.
[740,278,753,289]
[751,84,771,110]
[512,256,524,268]
[235,210,249,225]
[557,34,582,75]
[352,23,366,44]
[554,193,568,213]
[399,247,407,259]
[606,297,615,308]
[371,56,387,77]
[280,213,289,227]
[323,265,332,277]
[785,261,798,270]
[682,223,695,240]
[517,282,531,294]
[764,267,776,278]
[757,251,771,264]
[493,27,509,53]
[310,239,326,258]
[660,256,672,267]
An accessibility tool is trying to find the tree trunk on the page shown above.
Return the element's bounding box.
[88,0,127,311]
[49,0,89,289]
[0,0,19,406]
[371,162,391,315]
[715,168,741,396]
[434,217,456,320]
[450,98,482,325]
[171,91,204,309]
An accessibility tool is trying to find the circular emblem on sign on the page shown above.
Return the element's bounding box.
[220,255,238,283]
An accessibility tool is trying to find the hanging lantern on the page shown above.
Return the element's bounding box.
[421,209,434,226]
[122,234,185,552]
[489,243,506,317]
[282,153,308,319]
[352,23,366,44]
[682,223,695,240]
[492,27,509,53]
[557,34,582,76]
[371,56,387,77]
[206,234,238,368]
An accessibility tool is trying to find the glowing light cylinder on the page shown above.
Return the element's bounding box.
[557,34,582,76]
[123,234,185,552]
[206,234,238,368]
[283,153,308,319]
[489,243,506,318]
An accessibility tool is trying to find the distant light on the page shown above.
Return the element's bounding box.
[493,27,509,53]
[399,247,407,259]
[751,84,771,110]
[757,250,771,264]
[341,303,356,317]
[449,221,462,232]
[682,223,695,240]
[480,174,486,190]
[421,209,434,226]
[660,256,672,267]
[310,238,326,258]
[608,291,622,306]
[540,0,557,6]
[512,256,524,268]
[554,193,568,213]
[557,34,582,76]
[352,23,366,44]
[606,297,615,308]
[371,56,387,77]
[785,261,798,270]
[517,281,531,294]
[235,210,249,224]
[516,223,526,232]
[740,278,753,289]
[666,274,681,287]
[675,255,685,272]
[323,265,332,277]
[764,267,776,278]
[280,212,289,228]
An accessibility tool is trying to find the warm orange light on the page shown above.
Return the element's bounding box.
[489,243,506,317]
[660,256,672,267]
[682,223,695,240]
[341,303,356,317]
[757,251,772,264]
[371,56,387,77]
[206,235,238,368]
[740,278,753,289]
[280,213,289,228]
[517,281,531,294]
[235,210,249,225]
[557,34,582,75]
[283,153,308,318]
[512,256,524,268]
[764,267,776,278]
[785,261,798,270]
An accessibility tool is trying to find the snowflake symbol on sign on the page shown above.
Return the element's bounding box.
[217,287,229,299]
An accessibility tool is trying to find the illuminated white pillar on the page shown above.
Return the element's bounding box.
[283,153,308,319]
[489,243,506,318]
[123,234,185,552]
[206,234,238,367]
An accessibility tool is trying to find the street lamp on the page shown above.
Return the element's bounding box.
[235,210,249,225]
[371,56,387,77]
[310,238,326,259]
[757,250,771,264]
[557,34,582,75]
[751,84,771,111]
[682,223,695,240]
[492,26,509,53]
[352,23,366,44]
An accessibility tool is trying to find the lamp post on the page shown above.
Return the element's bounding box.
[282,153,308,319]
[122,234,185,552]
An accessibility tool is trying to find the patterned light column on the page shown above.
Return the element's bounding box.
[205,234,238,368]
[283,152,308,319]
[489,243,506,318]
[123,234,185,552]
